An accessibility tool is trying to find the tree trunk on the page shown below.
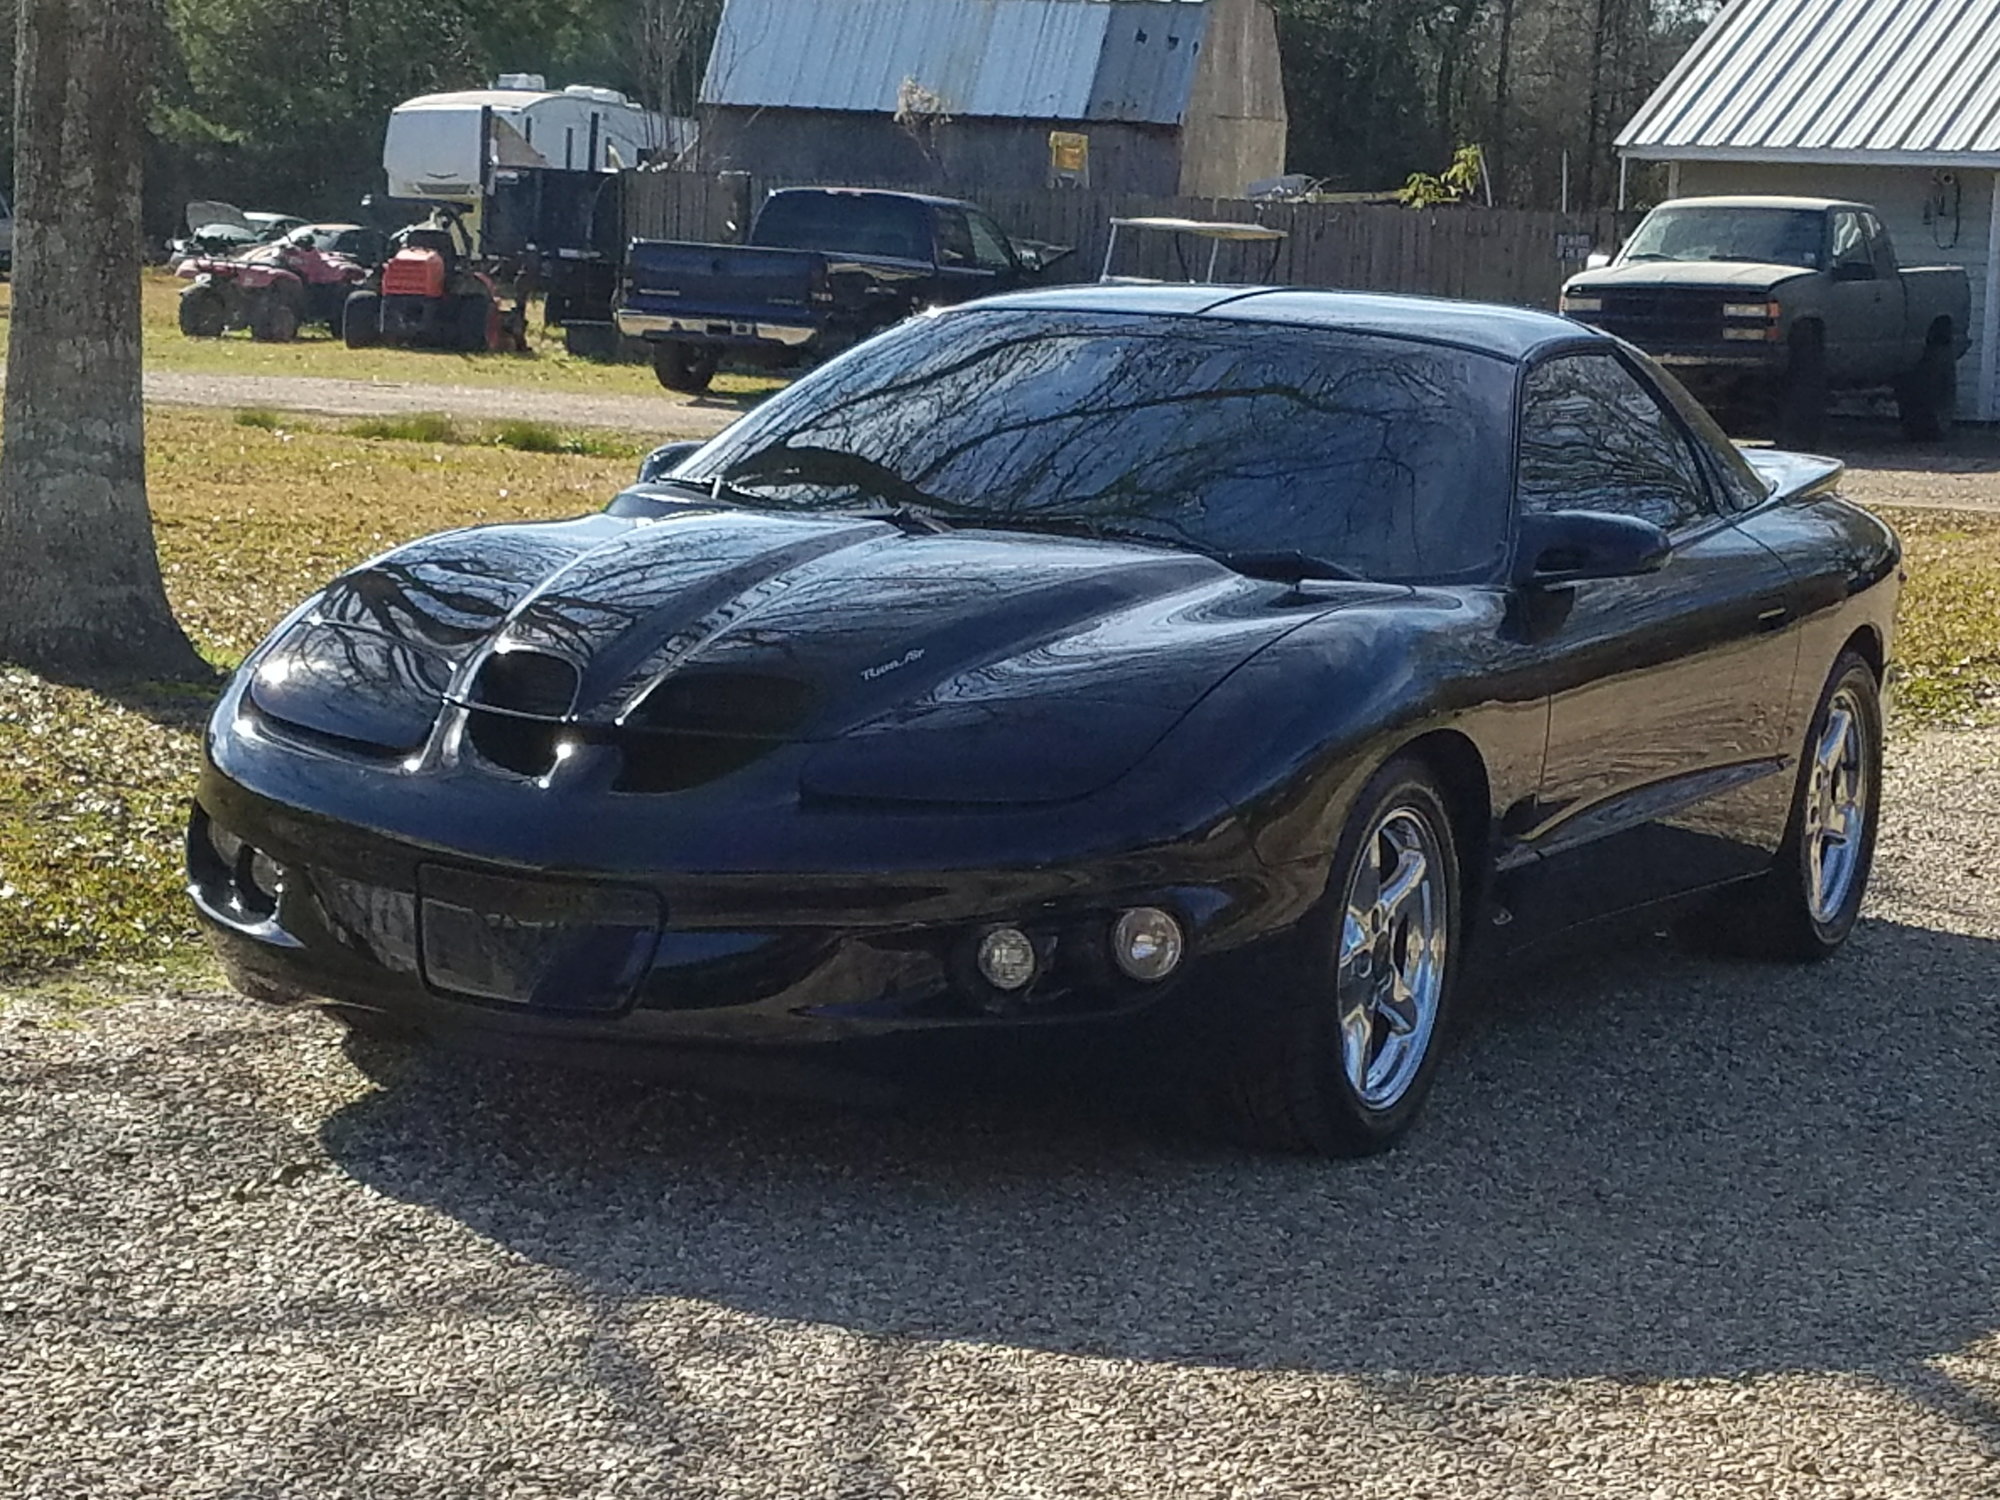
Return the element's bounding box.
[0,0,205,679]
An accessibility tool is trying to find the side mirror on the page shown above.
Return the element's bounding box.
[1584,251,1613,271]
[637,440,704,484]
[1513,509,1671,588]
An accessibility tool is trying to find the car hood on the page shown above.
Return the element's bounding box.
[245,503,1377,803]
[1568,261,1815,294]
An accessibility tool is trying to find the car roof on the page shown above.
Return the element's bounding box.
[1649,194,1860,214]
[766,185,975,212]
[969,284,1595,361]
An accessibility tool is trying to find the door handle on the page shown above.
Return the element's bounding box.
[1757,606,1791,631]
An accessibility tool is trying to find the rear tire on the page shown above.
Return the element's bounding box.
[1775,327,1827,450]
[342,290,381,349]
[1199,759,1464,1156]
[178,284,227,339]
[454,294,488,352]
[249,295,300,343]
[652,340,720,394]
[1897,340,1956,443]
[1704,650,1882,962]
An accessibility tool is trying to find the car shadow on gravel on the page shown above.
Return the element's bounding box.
[318,915,1997,1411]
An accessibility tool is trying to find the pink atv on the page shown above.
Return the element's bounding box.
[177,235,367,342]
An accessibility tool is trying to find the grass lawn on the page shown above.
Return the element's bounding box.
[0,270,783,402]
[1,420,1996,983]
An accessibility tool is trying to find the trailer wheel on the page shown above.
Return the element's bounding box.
[343,291,381,349]
[178,284,227,339]
[1897,338,1956,443]
[652,341,719,394]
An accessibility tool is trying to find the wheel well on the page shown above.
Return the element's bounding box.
[1842,625,1885,682]
[1926,316,1954,348]
[1400,729,1494,903]
[1790,318,1824,350]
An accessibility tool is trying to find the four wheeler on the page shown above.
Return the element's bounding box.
[176,237,368,342]
[342,209,529,354]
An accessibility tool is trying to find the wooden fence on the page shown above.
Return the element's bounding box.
[622,170,1630,311]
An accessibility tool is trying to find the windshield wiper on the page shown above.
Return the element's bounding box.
[1212,550,1363,583]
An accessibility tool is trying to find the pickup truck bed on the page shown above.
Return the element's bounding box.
[614,188,1063,393]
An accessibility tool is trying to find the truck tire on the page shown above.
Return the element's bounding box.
[1897,339,1956,443]
[343,291,381,349]
[1775,328,1827,451]
[178,284,227,339]
[653,341,719,394]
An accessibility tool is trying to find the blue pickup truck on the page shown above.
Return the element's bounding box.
[615,187,1069,392]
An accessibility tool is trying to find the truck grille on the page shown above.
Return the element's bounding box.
[1591,289,1726,345]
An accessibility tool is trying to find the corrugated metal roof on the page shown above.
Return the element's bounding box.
[702,0,1208,125]
[1619,0,2000,166]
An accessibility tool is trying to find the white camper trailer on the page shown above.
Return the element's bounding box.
[382,76,682,204]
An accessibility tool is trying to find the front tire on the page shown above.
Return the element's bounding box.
[343,290,381,349]
[178,284,227,338]
[1202,759,1464,1156]
[1776,327,1828,450]
[1711,651,1882,961]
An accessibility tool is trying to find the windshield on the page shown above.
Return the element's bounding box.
[682,309,1515,584]
[1620,207,1824,269]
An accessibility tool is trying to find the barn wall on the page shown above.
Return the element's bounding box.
[698,107,1183,195]
[1176,0,1288,197]
[1675,159,1994,420]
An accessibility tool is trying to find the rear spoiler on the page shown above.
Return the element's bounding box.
[1741,448,1843,504]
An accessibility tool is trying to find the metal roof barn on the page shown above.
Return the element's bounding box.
[702,0,1210,125]
[1618,0,2000,168]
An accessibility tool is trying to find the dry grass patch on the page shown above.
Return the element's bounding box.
[1878,508,2000,726]
[2,408,638,977]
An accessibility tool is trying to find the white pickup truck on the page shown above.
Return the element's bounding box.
[1560,195,1971,446]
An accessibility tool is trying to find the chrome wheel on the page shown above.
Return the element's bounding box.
[1336,805,1450,1110]
[1804,684,1871,925]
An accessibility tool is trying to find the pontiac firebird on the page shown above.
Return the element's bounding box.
[188,286,1899,1155]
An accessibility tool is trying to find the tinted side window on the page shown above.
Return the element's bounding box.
[753,194,930,261]
[933,208,974,268]
[1829,210,1870,273]
[1518,354,1718,532]
[965,211,1016,272]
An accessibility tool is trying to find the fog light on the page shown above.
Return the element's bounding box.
[207,818,245,869]
[976,926,1038,991]
[1112,907,1184,982]
[247,850,285,905]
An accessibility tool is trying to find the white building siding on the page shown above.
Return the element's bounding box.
[1674,159,1995,419]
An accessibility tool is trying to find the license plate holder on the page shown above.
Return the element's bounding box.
[417,865,662,1012]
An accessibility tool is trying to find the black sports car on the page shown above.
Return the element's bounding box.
[188,286,1900,1155]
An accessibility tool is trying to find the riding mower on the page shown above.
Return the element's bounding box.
[177,233,367,341]
[342,208,529,353]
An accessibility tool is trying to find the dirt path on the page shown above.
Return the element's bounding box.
[137,369,743,439]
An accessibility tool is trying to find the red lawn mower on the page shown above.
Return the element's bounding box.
[177,234,367,342]
[342,208,528,353]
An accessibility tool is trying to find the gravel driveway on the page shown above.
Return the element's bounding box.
[3,729,1996,1499]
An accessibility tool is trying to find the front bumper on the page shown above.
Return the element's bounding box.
[187,782,1314,1092]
